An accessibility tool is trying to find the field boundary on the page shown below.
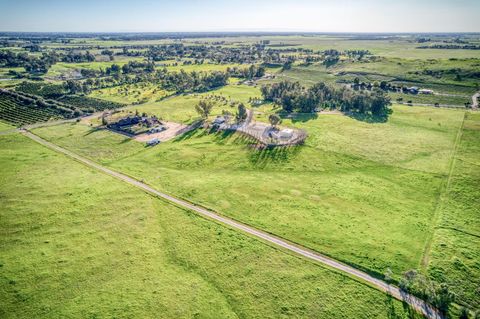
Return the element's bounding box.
[420,111,466,270]
[23,129,443,319]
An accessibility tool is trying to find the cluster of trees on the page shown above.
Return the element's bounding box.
[142,43,316,65]
[344,49,371,59]
[399,270,455,316]
[227,65,265,79]
[104,61,156,75]
[352,78,434,94]
[63,68,230,95]
[0,50,96,74]
[417,44,480,50]
[162,70,229,93]
[0,51,55,74]
[1,41,374,79]
[261,80,391,116]
[195,100,214,120]
[60,51,95,63]
[195,99,249,124]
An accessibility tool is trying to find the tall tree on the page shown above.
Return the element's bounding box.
[268,114,281,128]
[195,100,214,120]
[236,103,248,122]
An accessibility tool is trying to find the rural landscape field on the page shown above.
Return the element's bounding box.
[0,1,479,318]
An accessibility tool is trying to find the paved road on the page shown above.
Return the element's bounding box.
[23,130,443,319]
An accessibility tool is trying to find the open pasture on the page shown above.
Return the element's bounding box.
[0,133,419,319]
[33,105,468,286]
[427,112,480,309]
[2,30,480,317]
[182,35,480,59]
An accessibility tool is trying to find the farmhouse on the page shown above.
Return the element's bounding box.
[108,114,163,136]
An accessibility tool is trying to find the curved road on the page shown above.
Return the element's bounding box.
[23,130,443,319]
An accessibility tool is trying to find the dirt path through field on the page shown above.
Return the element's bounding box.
[23,130,444,319]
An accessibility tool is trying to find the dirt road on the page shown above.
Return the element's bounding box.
[23,130,443,319]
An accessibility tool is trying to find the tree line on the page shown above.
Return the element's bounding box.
[261,80,391,116]
[0,50,96,74]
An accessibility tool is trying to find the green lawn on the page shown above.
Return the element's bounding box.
[0,133,419,319]
[0,121,14,132]
[32,122,145,164]
[427,112,480,309]
[33,105,467,286]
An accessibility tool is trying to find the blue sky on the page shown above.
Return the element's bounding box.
[0,0,479,32]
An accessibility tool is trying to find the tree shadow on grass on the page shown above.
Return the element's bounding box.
[401,299,419,319]
[172,127,203,142]
[278,112,319,123]
[345,109,393,123]
[248,144,302,168]
[384,294,418,319]
[83,127,103,136]
[212,129,236,144]
[118,137,131,144]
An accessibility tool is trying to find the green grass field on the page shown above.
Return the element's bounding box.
[32,122,145,164]
[3,32,480,317]
[388,93,470,107]
[32,105,468,286]
[427,112,480,309]
[0,133,420,319]
[0,121,14,132]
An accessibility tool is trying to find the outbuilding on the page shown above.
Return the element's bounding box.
[212,116,226,126]
[271,128,294,140]
[419,89,434,94]
[146,138,160,146]
[149,125,167,134]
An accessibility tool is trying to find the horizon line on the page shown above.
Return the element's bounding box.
[1,31,480,35]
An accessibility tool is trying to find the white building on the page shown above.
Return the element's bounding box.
[146,138,160,146]
[419,89,434,95]
[271,128,294,140]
